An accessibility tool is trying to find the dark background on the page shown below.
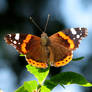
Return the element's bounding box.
[0,0,92,92]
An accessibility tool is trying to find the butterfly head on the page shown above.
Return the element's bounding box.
[41,32,49,46]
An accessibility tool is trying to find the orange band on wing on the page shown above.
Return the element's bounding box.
[54,55,72,67]
[21,34,32,54]
[58,32,74,49]
[26,58,47,68]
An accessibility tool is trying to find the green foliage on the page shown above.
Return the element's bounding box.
[24,80,38,92]
[72,57,84,61]
[15,81,38,92]
[44,80,58,90]
[40,86,50,92]
[15,85,28,92]
[44,72,92,89]
[19,54,25,56]
[26,65,49,85]
[15,56,92,92]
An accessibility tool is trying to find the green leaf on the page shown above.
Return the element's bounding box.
[44,72,92,89]
[19,54,25,56]
[44,80,58,90]
[26,65,49,85]
[24,80,38,92]
[15,85,28,92]
[40,86,51,92]
[72,57,84,61]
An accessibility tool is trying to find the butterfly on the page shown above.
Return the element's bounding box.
[4,16,88,68]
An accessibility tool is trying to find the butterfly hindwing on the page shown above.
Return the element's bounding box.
[49,35,73,67]
[25,35,48,68]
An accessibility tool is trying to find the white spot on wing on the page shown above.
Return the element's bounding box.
[8,34,11,37]
[10,39,13,42]
[73,38,76,40]
[13,41,17,44]
[18,42,20,44]
[76,35,80,38]
[15,33,20,40]
[70,28,77,35]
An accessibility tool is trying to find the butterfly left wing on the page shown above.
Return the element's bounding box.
[4,33,34,54]
[4,33,48,68]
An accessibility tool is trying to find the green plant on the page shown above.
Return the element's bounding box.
[15,56,92,92]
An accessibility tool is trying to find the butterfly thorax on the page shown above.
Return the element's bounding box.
[41,32,49,46]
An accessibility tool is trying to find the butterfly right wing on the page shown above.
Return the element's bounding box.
[49,27,88,67]
[49,28,88,50]
[49,32,73,67]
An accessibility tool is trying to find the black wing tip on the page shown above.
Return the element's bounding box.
[82,28,88,37]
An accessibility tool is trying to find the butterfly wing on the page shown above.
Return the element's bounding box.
[4,33,33,54]
[25,36,49,68]
[49,28,88,50]
[48,37,73,67]
[49,27,88,67]
[4,33,48,68]
[60,28,88,50]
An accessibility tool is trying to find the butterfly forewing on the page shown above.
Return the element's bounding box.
[50,28,88,50]
[4,33,32,54]
[61,28,88,50]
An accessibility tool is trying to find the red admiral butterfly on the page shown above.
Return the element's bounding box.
[4,16,88,68]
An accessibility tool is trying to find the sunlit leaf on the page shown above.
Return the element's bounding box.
[15,85,28,92]
[19,54,25,56]
[40,86,50,92]
[24,80,38,92]
[26,65,49,85]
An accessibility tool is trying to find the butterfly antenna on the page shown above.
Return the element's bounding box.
[30,17,43,32]
[44,14,50,32]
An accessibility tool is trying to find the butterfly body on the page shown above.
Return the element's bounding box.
[4,28,88,68]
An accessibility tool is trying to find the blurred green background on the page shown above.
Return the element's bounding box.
[0,0,92,92]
